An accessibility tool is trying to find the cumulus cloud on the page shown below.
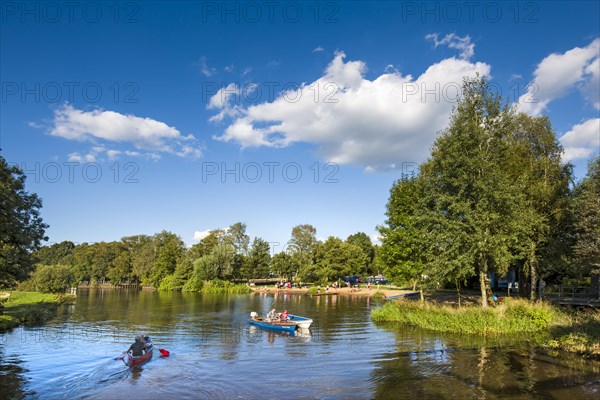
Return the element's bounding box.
[211,51,490,170]
[193,230,212,241]
[559,118,600,162]
[48,104,201,159]
[517,38,600,115]
[426,33,475,60]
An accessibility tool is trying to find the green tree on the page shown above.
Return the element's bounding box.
[0,156,48,288]
[314,236,367,283]
[419,76,523,307]
[122,235,155,284]
[150,231,185,286]
[571,157,600,275]
[247,237,271,278]
[107,244,132,284]
[33,241,75,265]
[378,175,429,295]
[228,222,250,255]
[288,224,319,280]
[271,252,299,280]
[346,232,375,274]
[33,264,74,293]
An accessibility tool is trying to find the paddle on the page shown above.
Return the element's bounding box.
[115,351,128,361]
[158,348,170,357]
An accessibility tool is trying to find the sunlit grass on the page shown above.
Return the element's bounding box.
[371,298,558,335]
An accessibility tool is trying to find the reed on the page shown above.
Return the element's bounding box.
[371,298,557,335]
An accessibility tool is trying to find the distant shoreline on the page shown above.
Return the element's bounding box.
[251,286,414,298]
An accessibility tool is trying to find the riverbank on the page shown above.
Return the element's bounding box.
[0,291,74,332]
[371,298,600,359]
[251,286,415,298]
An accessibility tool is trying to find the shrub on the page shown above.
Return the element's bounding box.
[182,276,203,292]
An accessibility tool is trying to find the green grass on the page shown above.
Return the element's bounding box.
[545,309,600,358]
[200,280,252,294]
[371,298,558,335]
[0,291,68,332]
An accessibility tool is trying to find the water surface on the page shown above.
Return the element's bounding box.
[0,289,598,399]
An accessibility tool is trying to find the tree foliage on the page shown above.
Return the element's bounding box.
[0,155,48,288]
[571,157,600,274]
[379,76,576,307]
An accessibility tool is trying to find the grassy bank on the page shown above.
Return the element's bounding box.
[371,298,600,358]
[545,309,600,358]
[0,291,73,332]
[371,299,560,335]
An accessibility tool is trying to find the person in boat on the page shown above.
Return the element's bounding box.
[267,308,277,321]
[144,335,152,348]
[280,310,289,320]
[128,335,146,357]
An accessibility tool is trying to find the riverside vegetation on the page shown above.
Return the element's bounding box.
[371,299,600,358]
[0,292,74,332]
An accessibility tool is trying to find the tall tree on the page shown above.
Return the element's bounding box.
[150,231,185,286]
[419,76,523,307]
[571,157,600,275]
[314,236,367,282]
[378,175,429,295]
[0,155,48,288]
[271,252,299,281]
[346,232,375,274]
[288,224,318,279]
[247,237,271,278]
[228,222,250,255]
[506,113,572,298]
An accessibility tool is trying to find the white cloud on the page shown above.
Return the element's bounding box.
[211,51,490,170]
[67,152,96,163]
[48,104,201,159]
[559,118,600,162]
[66,146,161,163]
[313,46,324,53]
[517,38,600,115]
[193,230,212,241]
[198,56,216,77]
[426,33,475,61]
[582,57,600,110]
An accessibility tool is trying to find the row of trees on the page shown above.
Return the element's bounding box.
[378,76,599,307]
[1,152,378,293]
[28,223,377,292]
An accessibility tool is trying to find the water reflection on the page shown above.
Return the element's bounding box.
[372,324,600,399]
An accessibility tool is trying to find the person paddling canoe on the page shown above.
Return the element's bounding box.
[128,335,146,357]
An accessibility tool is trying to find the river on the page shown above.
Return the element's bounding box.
[0,289,598,399]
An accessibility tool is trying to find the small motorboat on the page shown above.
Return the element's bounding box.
[248,312,298,333]
[126,345,154,367]
[287,314,313,329]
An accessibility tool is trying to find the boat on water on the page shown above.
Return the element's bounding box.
[126,346,154,367]
[287,314,313,329]
[248,312,298,333]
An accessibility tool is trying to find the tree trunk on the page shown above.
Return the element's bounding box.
[528,242,538,301]
[419,289,424,303]
[456,280,461,308]
[479,270,488,308]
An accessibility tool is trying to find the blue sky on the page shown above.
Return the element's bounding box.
[1,1,599,249]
